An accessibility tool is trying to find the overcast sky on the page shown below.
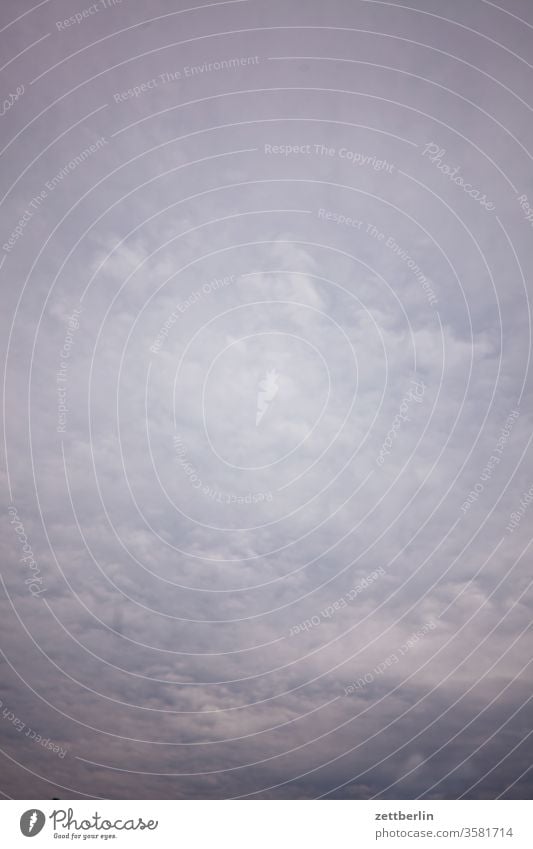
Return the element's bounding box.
[1,0,532,800]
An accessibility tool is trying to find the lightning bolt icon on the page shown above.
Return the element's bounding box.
[28,811,38,833]
[256,369,280,426]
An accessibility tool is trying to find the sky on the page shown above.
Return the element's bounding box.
[0,0,532,800]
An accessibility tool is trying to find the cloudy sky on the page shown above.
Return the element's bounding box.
[1,0,532,799]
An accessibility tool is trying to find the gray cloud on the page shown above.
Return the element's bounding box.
[1,0,532,801]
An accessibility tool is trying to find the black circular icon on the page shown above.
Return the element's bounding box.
[20,810,46,837]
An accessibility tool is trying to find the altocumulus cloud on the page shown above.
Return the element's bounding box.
[0,0,532,800]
